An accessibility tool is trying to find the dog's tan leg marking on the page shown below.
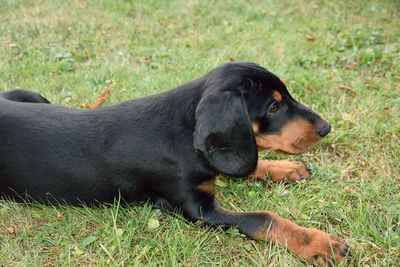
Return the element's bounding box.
[196,178,215,195]
[250,160,310,182]
[246,210,350,266]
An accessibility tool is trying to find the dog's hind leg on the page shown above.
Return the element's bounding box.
[0,89,50,103]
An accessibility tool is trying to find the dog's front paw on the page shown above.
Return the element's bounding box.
[251,160,310,182]
[300,229,351,266]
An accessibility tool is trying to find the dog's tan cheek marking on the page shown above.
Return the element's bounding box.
[286,119,320,146]
[255,118,320,153]
[196,179,215,195]
[255,133,286,151]
[273,91,282,102]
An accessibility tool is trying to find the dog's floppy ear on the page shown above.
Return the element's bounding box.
[193,89,258,177]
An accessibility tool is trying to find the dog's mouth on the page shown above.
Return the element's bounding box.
[257,136,321,154]
[272,137,321,155]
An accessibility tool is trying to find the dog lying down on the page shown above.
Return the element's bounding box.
[0,62,350,265]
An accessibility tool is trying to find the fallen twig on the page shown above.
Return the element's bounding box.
[337,84,356,95]
[81,82,113,108]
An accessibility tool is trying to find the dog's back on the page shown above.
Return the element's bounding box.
[0,100,106,203]
[0,85,203,204]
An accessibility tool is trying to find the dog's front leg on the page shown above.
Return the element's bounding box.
[249,160,311,182]
[182,199,350,266]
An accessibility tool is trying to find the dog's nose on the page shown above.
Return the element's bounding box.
[317,123,331,137]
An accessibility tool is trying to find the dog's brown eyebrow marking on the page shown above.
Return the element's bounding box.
[273,91,282,102]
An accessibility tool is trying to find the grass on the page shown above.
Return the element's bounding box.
[0,0,399,265]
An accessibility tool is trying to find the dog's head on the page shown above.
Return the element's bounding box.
[193,62,331,177]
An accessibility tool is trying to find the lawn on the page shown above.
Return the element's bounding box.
[0,0,399,266]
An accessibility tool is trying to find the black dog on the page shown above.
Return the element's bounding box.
[0,62,349,265]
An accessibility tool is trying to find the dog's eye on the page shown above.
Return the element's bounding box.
[268,101,280,114]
